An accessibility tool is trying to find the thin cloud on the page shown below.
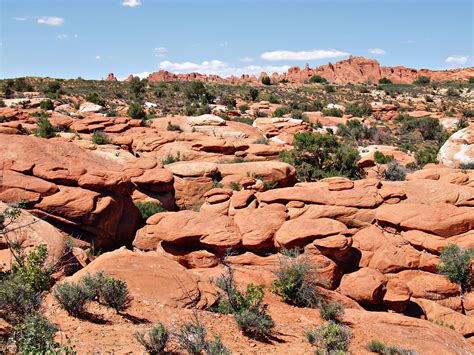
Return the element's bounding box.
[95,55,101,60]
[445,55,468,66]
[261,49,349,61]
[154,47,168,57]
[14,17,27,21]
[159,60,290,77]
[57,34,68,40]
[239,57,254,62]
[219,41,229,47]
[37,17,64,26]
[369,48,386,55]
[122,0,142,7]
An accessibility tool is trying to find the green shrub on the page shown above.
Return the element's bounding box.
[368,339,387,353]
[135,321,169,354]
[39,99,54,111]
[86,92,105,106]
[54,282,90,316]
[222,97,237,110]
[306,321,352,352]
[337,119,379,142]
[324,85,335,93]
[345,102,372,117]
[91,131,111,145]
[446,87,460,97]
[279,132,360,181]
[254,136,269,145]
[291,110,308,121]
[174,320,208,354]
[234,308,275,339]
[319,301,345,321]
[248,87,259,101]
[161,152,183,165]
[261,76,271,85]
[413,76,431,85]
[322,107,343,117]
[383,161,406,181]
[272,249,319,308]
[437,245,474,314]
[8,314,64,354]
[469,77,474,84]
[185,81,214,103]
[135,201,167,220]
[36,117,57,138]
[0,99,5,107]
[367,339,415,354]
[166,121,182,131]
[374,151,395,164]
[273,106,290,117]
[378,77,392,85]
[229,181,241,191]
[129,77,146,100]
[206,335,231,355]
[99,277,132,312]
[232,116,253,125]
[238,104,250,112]
[79,272,108,301]
[128,101,145,119]
[415,147,438,167]
[309,75,328,84]
[0,274,41,323]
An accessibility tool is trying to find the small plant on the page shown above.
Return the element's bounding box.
[367,339,415,354]
[374,151,395,164]
[413,76,431,85]
[99,277,132,313]
[128,101,146,119]
[85,92,105,106]
[161,152,183,165]
[39,99,54,111]
[254,136,269,144]
[229,181,241,191]
[306,321,352,352]
[167,121,182,131]
[324,85,335,93]
[319,301,345,321]
[272,249,320,308]
[322,107,343,117]
[261,76,271,85]
[238,104,250,112]
[309,75,328,84]
[378,77,392,85]
[135,321,169,354]
[437,244,474,314]
[248,87,259,101]
[273,106,290,117]
[91,130,111,145]
[345,102,372,117]
[174,319,207,354]
[36,117,57,139]
[54,282,90,316]
[446,87,460,97]
[383,161,406,181]
[135,201,167,220]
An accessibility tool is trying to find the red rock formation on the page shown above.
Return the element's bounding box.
[106,73,117,81]
[119,56,474,85]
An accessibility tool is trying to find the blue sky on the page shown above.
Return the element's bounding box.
[1,0,473,79]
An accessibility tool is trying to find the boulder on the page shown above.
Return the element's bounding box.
[438,125,473,168]
[79,102,104,113]
[338,267,387,305]
[383,278,412,312]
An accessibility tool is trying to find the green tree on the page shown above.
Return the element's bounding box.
[309,75,328,84]
[279,132,360,181]
[261,76,271,85]
[129,77,146,100]
[413,76,431,85]
[378,77,392,85]
[437,245,474,314]
[128,101,146,120]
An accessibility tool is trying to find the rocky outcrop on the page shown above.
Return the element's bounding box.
[438,125,474,168]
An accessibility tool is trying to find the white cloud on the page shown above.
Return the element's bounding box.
[445,55,468,66]
[37,17,64,26]
[239,57,254,62]
[130,72,151,79]
[369,48,386,55]
[122,0,141,7]
[219,41,229,47]
[95,55,101,60]
[261,49,349,61]
[158,59,290,77]
[14,17,27,21]
[154,47,168,57]
[57,34,68,39]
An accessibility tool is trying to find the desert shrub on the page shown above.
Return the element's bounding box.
[161,152,183,165]
[413,76,430,85]
[469,77,474,84]
[36,117,57,138]
[359,86,370,93]
[229,181,241,191]
[79,272,108,301]
[185,81,214,103]
[383,161,406,181]
[0,99,5,107]
[306,321,352,352]
[54,282,90,316]
[8,314,64,354]
[248,87,259,101]
[213,265,274,339]
[135,201,167,220]
[44,80,62,97]
[135,321,169,354]
[261,76,271,85]
[345,102,372,117]
[417,117,447,142]
[99,277,132,312]
[254,136,269,144]
[291,110,307,121]
[378,77,392,85]
[174,319,230,355]
[415,147,438,167]
[231,116,253,125]
[446,87,460,97]
[456,117,469,130]
[129,77,146,100]
[309,75,328,84]
[374,151,395,164]
[273,106,290,117]
[324,85,335,93]
[424,95,434,102]
[167,121,182,131]
[0,274,42,323]
[319,301,345,321]
[39,99,54,111]
[272,249,319,308]
[367,339,415,354]
[91,131,111,145]
[279,131,360,181]
[322,107,343,117]
[206,335,231,355]
[238,104,250,112]
[221,97,237,110]
[128,101,146,119]
[437,245,474,314]
[85,92,105,106]
[337,119,379,142]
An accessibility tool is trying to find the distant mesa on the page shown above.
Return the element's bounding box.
[109,56,474,85]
